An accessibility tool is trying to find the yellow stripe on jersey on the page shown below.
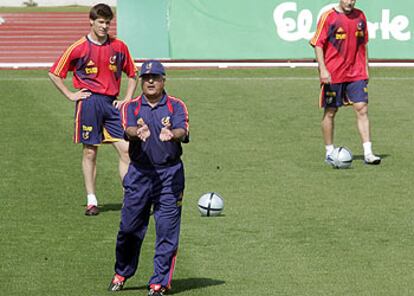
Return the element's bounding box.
[310,9,334,46]
[53,37,87,76]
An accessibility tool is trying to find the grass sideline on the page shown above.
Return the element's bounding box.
[1,67,414,296]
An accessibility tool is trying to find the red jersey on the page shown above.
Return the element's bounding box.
[310,8,368,84]
[50,35,137,96]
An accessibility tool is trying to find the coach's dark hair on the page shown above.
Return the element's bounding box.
[89,3,113,20]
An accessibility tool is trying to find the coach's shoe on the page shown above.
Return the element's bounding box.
[148,284,167,296]
[108,273,126,291]
[364,154,381,165]
[85,205,99,216]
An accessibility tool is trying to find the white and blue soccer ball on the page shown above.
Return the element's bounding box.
[197,192,224,217]
[330,146,353,169]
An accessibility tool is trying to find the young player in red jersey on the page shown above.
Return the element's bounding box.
[310,0,381,165]
[49,4,138,215]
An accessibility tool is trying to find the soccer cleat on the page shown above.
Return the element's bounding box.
[85,205,99,216]
[108,274,126,291]
[364,154,381,165]
[148,284,167,296]
[325,154,335,166]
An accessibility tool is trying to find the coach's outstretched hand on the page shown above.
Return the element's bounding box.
[136,124,151,142]
[159,127,174,142]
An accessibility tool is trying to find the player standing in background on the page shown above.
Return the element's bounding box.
[310,0,381,165]
[48,3,137,215]
[108,60,189,296]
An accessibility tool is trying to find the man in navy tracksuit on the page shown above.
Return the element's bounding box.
[108,60,189,296]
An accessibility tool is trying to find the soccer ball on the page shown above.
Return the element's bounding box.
[197,192,224,217]
[330,146,353,169]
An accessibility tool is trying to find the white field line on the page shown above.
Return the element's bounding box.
[0,77,413,82]
[0,19,88,23]
[0,35,88,39]
[2,62,414,69]
[0,51,62,54]
[0,29,88,33]
[0,41,75,44]
[0,46,69,49]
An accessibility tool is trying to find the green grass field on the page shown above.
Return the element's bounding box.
[1,67,414,296]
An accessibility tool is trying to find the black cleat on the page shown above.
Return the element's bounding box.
[85,205,99,216]
[108,274,126,291]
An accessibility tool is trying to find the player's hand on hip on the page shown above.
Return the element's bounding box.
[136,124,151,142]
[70,88,91,102]
[159,127,174,142]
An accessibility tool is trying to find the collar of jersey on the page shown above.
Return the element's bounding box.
[86,34,109,46]
[141,93,167,107]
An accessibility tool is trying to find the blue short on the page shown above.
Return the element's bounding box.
[320,80,368,108]
[73,93,124,145]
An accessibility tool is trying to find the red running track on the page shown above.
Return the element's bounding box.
[0,12,117,63]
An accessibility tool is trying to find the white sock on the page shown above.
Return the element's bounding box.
[87,193,98,206]
[325,145,334,156]
[363,142,373,156]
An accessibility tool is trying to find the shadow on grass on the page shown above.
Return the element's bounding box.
[353,153,389,161]
[100,203,123,212]
[170,278,225,294]
[124,277,225,294]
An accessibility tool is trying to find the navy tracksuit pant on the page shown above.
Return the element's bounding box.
[114,161,184,288]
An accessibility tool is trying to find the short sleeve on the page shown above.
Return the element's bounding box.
[362,12,369,44]
[310,10,331,48]
[49,37,85,78]
[122,98,141,129]
[171,98,189,131]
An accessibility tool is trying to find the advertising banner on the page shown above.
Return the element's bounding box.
[118,0,413,60]
[117,0,169,59]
